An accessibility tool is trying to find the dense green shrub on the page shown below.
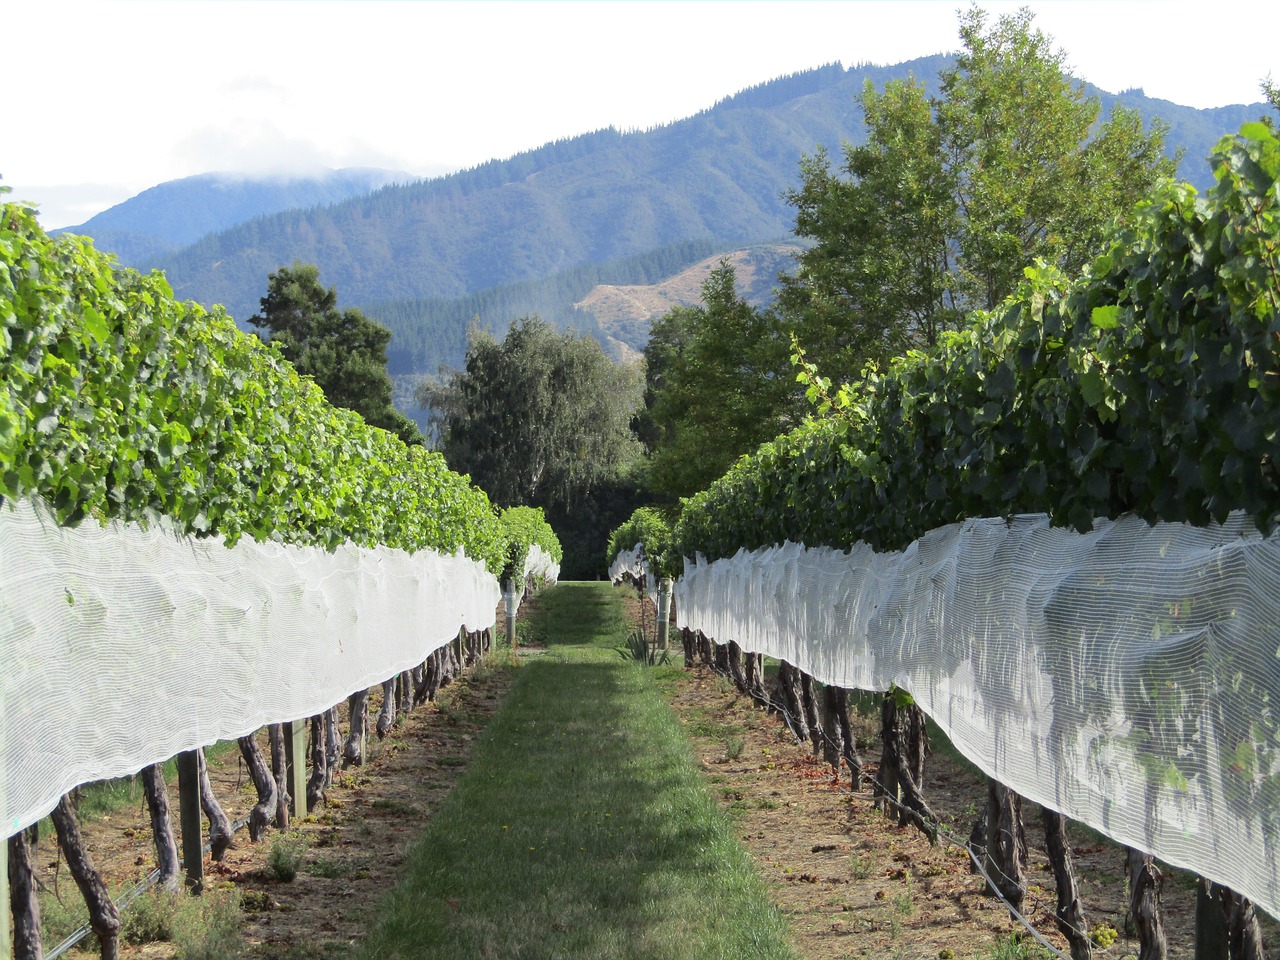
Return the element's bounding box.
[606,506,678,579]
[498,504,563,585]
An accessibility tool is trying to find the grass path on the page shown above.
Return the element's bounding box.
[356,582,796,960]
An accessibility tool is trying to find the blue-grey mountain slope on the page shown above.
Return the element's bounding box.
[54,168,412,267]
[148,58,1267,330]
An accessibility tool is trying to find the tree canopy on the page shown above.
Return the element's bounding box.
[419,316,644,577]
[778,5,1177,383]
[639,261,794,501]
[249,262,422,445]
[419,316,642,511]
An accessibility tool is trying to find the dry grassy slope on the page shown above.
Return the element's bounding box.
[577,243,802,361]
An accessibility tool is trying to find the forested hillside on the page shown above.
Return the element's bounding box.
[366,239,799,377]
[53,168,411,267]
[149,57,1262,327]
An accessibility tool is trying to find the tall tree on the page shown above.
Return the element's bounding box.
[641,260,793,501]
[250,262,422,445]
[779,5,1176,382]
[419,315,642,521]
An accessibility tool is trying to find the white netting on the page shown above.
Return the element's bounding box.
[1,496,500,837]
[609,544,657,605]
[676,512,1280,917]
[519,544,560,591]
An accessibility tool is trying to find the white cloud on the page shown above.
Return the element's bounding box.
[169,120,429,180]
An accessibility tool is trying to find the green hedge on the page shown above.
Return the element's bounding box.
[498,505,563,583]
[0,199,505,573]
[606,506,677,580]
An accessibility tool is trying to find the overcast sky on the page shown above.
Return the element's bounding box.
[8,0,1277,229]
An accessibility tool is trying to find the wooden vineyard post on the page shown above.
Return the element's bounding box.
[176,750,204,894]
[283,721,308,822]
[2,831,10,960]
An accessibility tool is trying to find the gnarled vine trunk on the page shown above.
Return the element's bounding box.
[799,670,824,755]
[50,793,120,960]
[875,694,900,816]
[197,747,234,859]
[238,733,278,840]
[680,627,696,667]
[376,676,397,739]
[344,689,369,767]
[727,641,748,693]
[397,670,413,716]
[267,723,291,830]
[875,693,938,840]
[307,714,329,810]
[713,639,730,674]
[985,778,1027,913]
[775,661,810,743]
[324,707,341,788]
[1043,808,1091,960]
[425,649,445,702]
[1206,880,1264,960]
[745,652,766,705]
[699,631,715,667]
[1127,848,1168,960]
[829,691,860,788]
[8,826,43,960]
[822,684,845,773]
[1195,879,1264,960]
[139,763,181,891]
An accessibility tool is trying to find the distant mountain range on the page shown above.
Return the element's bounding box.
[53,168,413,266]
[59,57,1269,394]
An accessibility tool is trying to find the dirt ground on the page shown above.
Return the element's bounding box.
[30,590,1277,960]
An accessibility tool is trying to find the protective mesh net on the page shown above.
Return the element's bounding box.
[676,512,1280,917]
[1,496,499,836]
[608,545,657,606]
[520,544,561,591]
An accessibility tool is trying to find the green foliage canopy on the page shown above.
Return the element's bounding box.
[420,316,643,514]
[778,6,1176,383]
[675,126,1280,563]
[640,261,795,501]
[250,262,422,445]
[0,200,505,574]
[498,504,563,585]
[605,506,678,581]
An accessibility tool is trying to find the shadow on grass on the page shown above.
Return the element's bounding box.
[524,581,632,648]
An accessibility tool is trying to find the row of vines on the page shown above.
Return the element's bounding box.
[1,193,561,958]
[607,126,1280,960]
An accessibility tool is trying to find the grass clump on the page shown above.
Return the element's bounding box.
[265,832,306,883]
[618,628,671,666]
[121,888,181,943]
[306,855,349,879]
[171,887,243,960]
[357,581,796,960]
[38,887,90,947]
[982,931,1055,960]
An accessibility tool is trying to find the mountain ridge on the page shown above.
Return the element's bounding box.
[53,167,413,267]
[141,56,1264,326]
[52,58,1270,390]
